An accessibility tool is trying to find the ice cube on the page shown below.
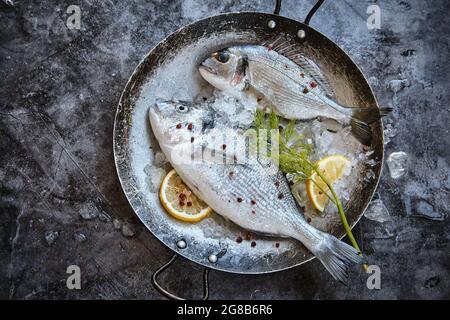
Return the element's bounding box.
[45,231,59,246]
[73,231,87,243]
[153,151,167,167]
[79,204,98,220]
[121,223,136,238]
[364,198,391,223]
[387,151,408,179]
[414,200,446,221]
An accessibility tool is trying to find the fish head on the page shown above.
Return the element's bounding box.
[199,48,246,91]
[149,99,213,146]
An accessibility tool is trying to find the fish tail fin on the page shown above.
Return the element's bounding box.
[349,107,393,145]
[312,233,367,285]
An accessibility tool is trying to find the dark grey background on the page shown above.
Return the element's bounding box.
[0,0,449,299]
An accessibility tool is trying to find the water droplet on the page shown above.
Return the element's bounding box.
[297,29,306,39]
[267,20,276,29]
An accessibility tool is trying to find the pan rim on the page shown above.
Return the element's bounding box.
[113,11,384,275]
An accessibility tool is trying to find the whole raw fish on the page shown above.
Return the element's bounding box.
[149,99,366,283]
[199,42,391,145]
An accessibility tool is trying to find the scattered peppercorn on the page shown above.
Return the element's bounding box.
[300,72,305,77]
[179,193,186,200]
[277,193,284,199]
[251,210,256,215]
[186,201,192,207]
[307,217,312,223]
[187,123,193,130]
[303,87,309,94]
[310,82,317,88]
[267,45,273,51]
[229,171,234,177]
[179,201,185,206]
[275,242,280,248]
[176,123,182,129]
[274,181,280,187]
[222,144,226,150]
[237,197,243,203]
[288,181,294,186]
[250,199,256,205]
[191,137,194,143]
[251,241,256,247]
[236,236,243,243]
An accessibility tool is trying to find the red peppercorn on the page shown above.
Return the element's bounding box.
[251,241,256,247]
[300,72,305,77]
[251,210,256,215]
[303,87,309,94]
[179,201,185,206]
[186,201,192,207]
[187,123,193,130]
[179,193,186,200]
[250,199,256,205]
[176,123,182,129]
[310,82,317,88]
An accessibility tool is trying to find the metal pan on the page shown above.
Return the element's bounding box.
[113,0,383,299]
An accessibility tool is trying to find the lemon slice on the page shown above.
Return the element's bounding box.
[159,169,212,222]
[306,155,350,212]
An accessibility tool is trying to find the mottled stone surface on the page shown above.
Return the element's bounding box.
[0,0,448,299]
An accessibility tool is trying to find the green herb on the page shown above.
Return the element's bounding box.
[253,109,366,269]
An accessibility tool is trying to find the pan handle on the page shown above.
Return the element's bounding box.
[273,0,325,24]
[151,254,211,300]
[274,0,281,15]
[304,0,325,25]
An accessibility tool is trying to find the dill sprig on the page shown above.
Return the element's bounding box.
[253,109,366,269]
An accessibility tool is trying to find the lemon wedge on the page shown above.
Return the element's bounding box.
[159,169,212,222]
[306,155,350,212]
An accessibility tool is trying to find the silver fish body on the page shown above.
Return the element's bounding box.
[149,99,366,283]
[199,45,391,145]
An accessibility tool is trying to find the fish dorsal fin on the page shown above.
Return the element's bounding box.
[262,34,336,98]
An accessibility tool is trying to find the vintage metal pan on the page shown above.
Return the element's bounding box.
[113,0,384,299]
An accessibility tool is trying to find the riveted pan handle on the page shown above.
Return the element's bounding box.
[272,0,325,25]
[151,254,211,300]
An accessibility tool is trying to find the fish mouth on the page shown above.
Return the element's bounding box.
[199,63,217,75]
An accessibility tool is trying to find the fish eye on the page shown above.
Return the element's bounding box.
[176,104,189,113]
[214,50,230,63]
